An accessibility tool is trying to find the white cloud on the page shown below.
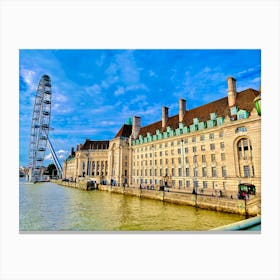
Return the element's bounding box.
[57,149,67,154]
[85,84,101,95]
[114,86,125,96]
[100,121,117,126]
[44,153,52,160]
[114,84,148,96]
[21,68,37,91]
[52,90,68,103]
[52,103,73,114]
[149,70,158,77]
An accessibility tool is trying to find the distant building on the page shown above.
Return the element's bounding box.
[63,76,261,197]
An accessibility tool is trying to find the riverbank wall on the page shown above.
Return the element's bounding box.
[52,180,261,217]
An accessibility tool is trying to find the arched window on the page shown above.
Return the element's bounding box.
[237,138,252,160]
[236,138,254,178]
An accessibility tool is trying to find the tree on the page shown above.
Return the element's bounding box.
[46,163,57,177]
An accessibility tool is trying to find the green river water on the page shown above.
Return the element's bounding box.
[19,181,245,231]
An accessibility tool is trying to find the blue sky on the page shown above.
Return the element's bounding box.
[19,49,261,167]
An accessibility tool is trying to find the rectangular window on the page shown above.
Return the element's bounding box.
[160,159,162,165]
[165,168,168,176]
[193,167,198,177]
[202,154,206,163]
[210,143,215,150]
[200,134,205,141]
[243,165,250,177]
[220,142,225,149]
[193,155,198,164]
[179,180,182,188]
[222,166,227,177]
[185,157,189,164]
[192,136,196,143]
[186,168,190,177]
[159,168,162,176]
[178,148,181,154]
[172,168,175,176]
[221,153,225,161]
[186,180,190,187]
[219,131,224,138]
[165,158,168,164]
[211,154,216,162]
[202,167,207,177]
[192,146,197,153]
[185,147,189,153]
[212,167,217,177]
[210,133,215,140]
[171,158,174,164]
[172,180,176,187]
[178,168,182,176]
[203,181,208,188]
[201,145,205,151]
[178,157,181,164]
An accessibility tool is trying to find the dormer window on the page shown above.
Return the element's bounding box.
[237,110,249,120]
[230,106,238,116]
[210,112,217,120]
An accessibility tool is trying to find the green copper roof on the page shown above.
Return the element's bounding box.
[125,117,132,125]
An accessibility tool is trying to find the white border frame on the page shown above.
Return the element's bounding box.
[1,0,280,279]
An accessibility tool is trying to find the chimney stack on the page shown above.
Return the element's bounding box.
[132,116,141,139]
[162,106,169,128]
[179,99,186,123]
[227,77,237,107]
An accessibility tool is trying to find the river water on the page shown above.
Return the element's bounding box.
[19,181,245,231]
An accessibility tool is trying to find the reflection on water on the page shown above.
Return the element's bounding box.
[19,181,245,231]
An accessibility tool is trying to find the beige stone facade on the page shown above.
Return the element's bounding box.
[130,110,261,197]
[63,77,261,198]
[63,140,109,183]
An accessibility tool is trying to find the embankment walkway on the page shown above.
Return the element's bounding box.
[52,179,261,217]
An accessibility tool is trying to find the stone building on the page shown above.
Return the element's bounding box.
[63,140,110,183]
[63,76,261,197]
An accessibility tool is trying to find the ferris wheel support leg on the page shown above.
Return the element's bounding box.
[47,137,63,178]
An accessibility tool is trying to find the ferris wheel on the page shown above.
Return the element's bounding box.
[28,75,52,182]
